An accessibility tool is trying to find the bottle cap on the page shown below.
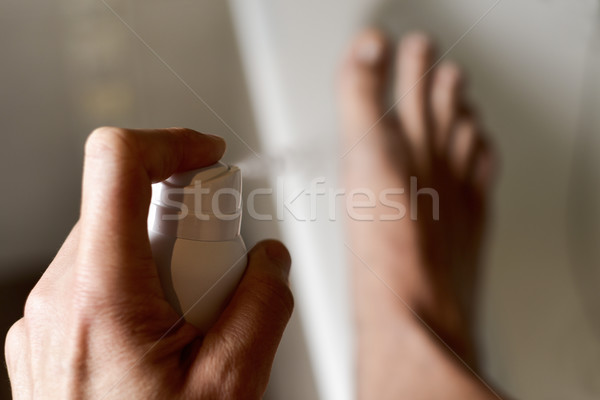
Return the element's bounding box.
[148,162,242,241]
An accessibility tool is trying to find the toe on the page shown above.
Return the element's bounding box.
[472,142,497,195]
[449,117,478,178]
[431,62,464,152]
[395,32,434,160]
[339,29,389,149]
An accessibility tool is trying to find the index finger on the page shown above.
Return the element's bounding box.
[77,127,225,289]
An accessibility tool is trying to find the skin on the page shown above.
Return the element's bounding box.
[4,127,294,400]
[340,30,502,399]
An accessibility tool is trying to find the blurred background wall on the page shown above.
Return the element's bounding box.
[0,0,257,277]
[1,0,600,399]
[0,1,317,398]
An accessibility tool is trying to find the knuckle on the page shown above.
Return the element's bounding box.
[84,126,135,161]
[194,350,239,398]
[23,288,52,320]
[211,363,262,400]
[5,319,26,367]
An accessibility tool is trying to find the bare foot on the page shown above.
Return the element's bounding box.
[340,30,499,399]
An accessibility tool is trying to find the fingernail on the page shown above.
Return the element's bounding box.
[356,35,384,65]
[265,241,291,278]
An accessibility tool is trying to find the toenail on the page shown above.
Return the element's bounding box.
[356,35,384,65]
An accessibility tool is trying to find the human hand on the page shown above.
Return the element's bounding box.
[4,127,294,399]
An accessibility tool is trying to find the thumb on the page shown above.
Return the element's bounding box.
[191,240,293,398]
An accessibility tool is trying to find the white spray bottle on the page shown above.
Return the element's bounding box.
[148,162,247,332]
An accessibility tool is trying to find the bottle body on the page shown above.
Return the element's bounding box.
[149,230,247,332]
[147,162,247,333]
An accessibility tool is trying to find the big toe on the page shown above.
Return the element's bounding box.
[339,29,389,152]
